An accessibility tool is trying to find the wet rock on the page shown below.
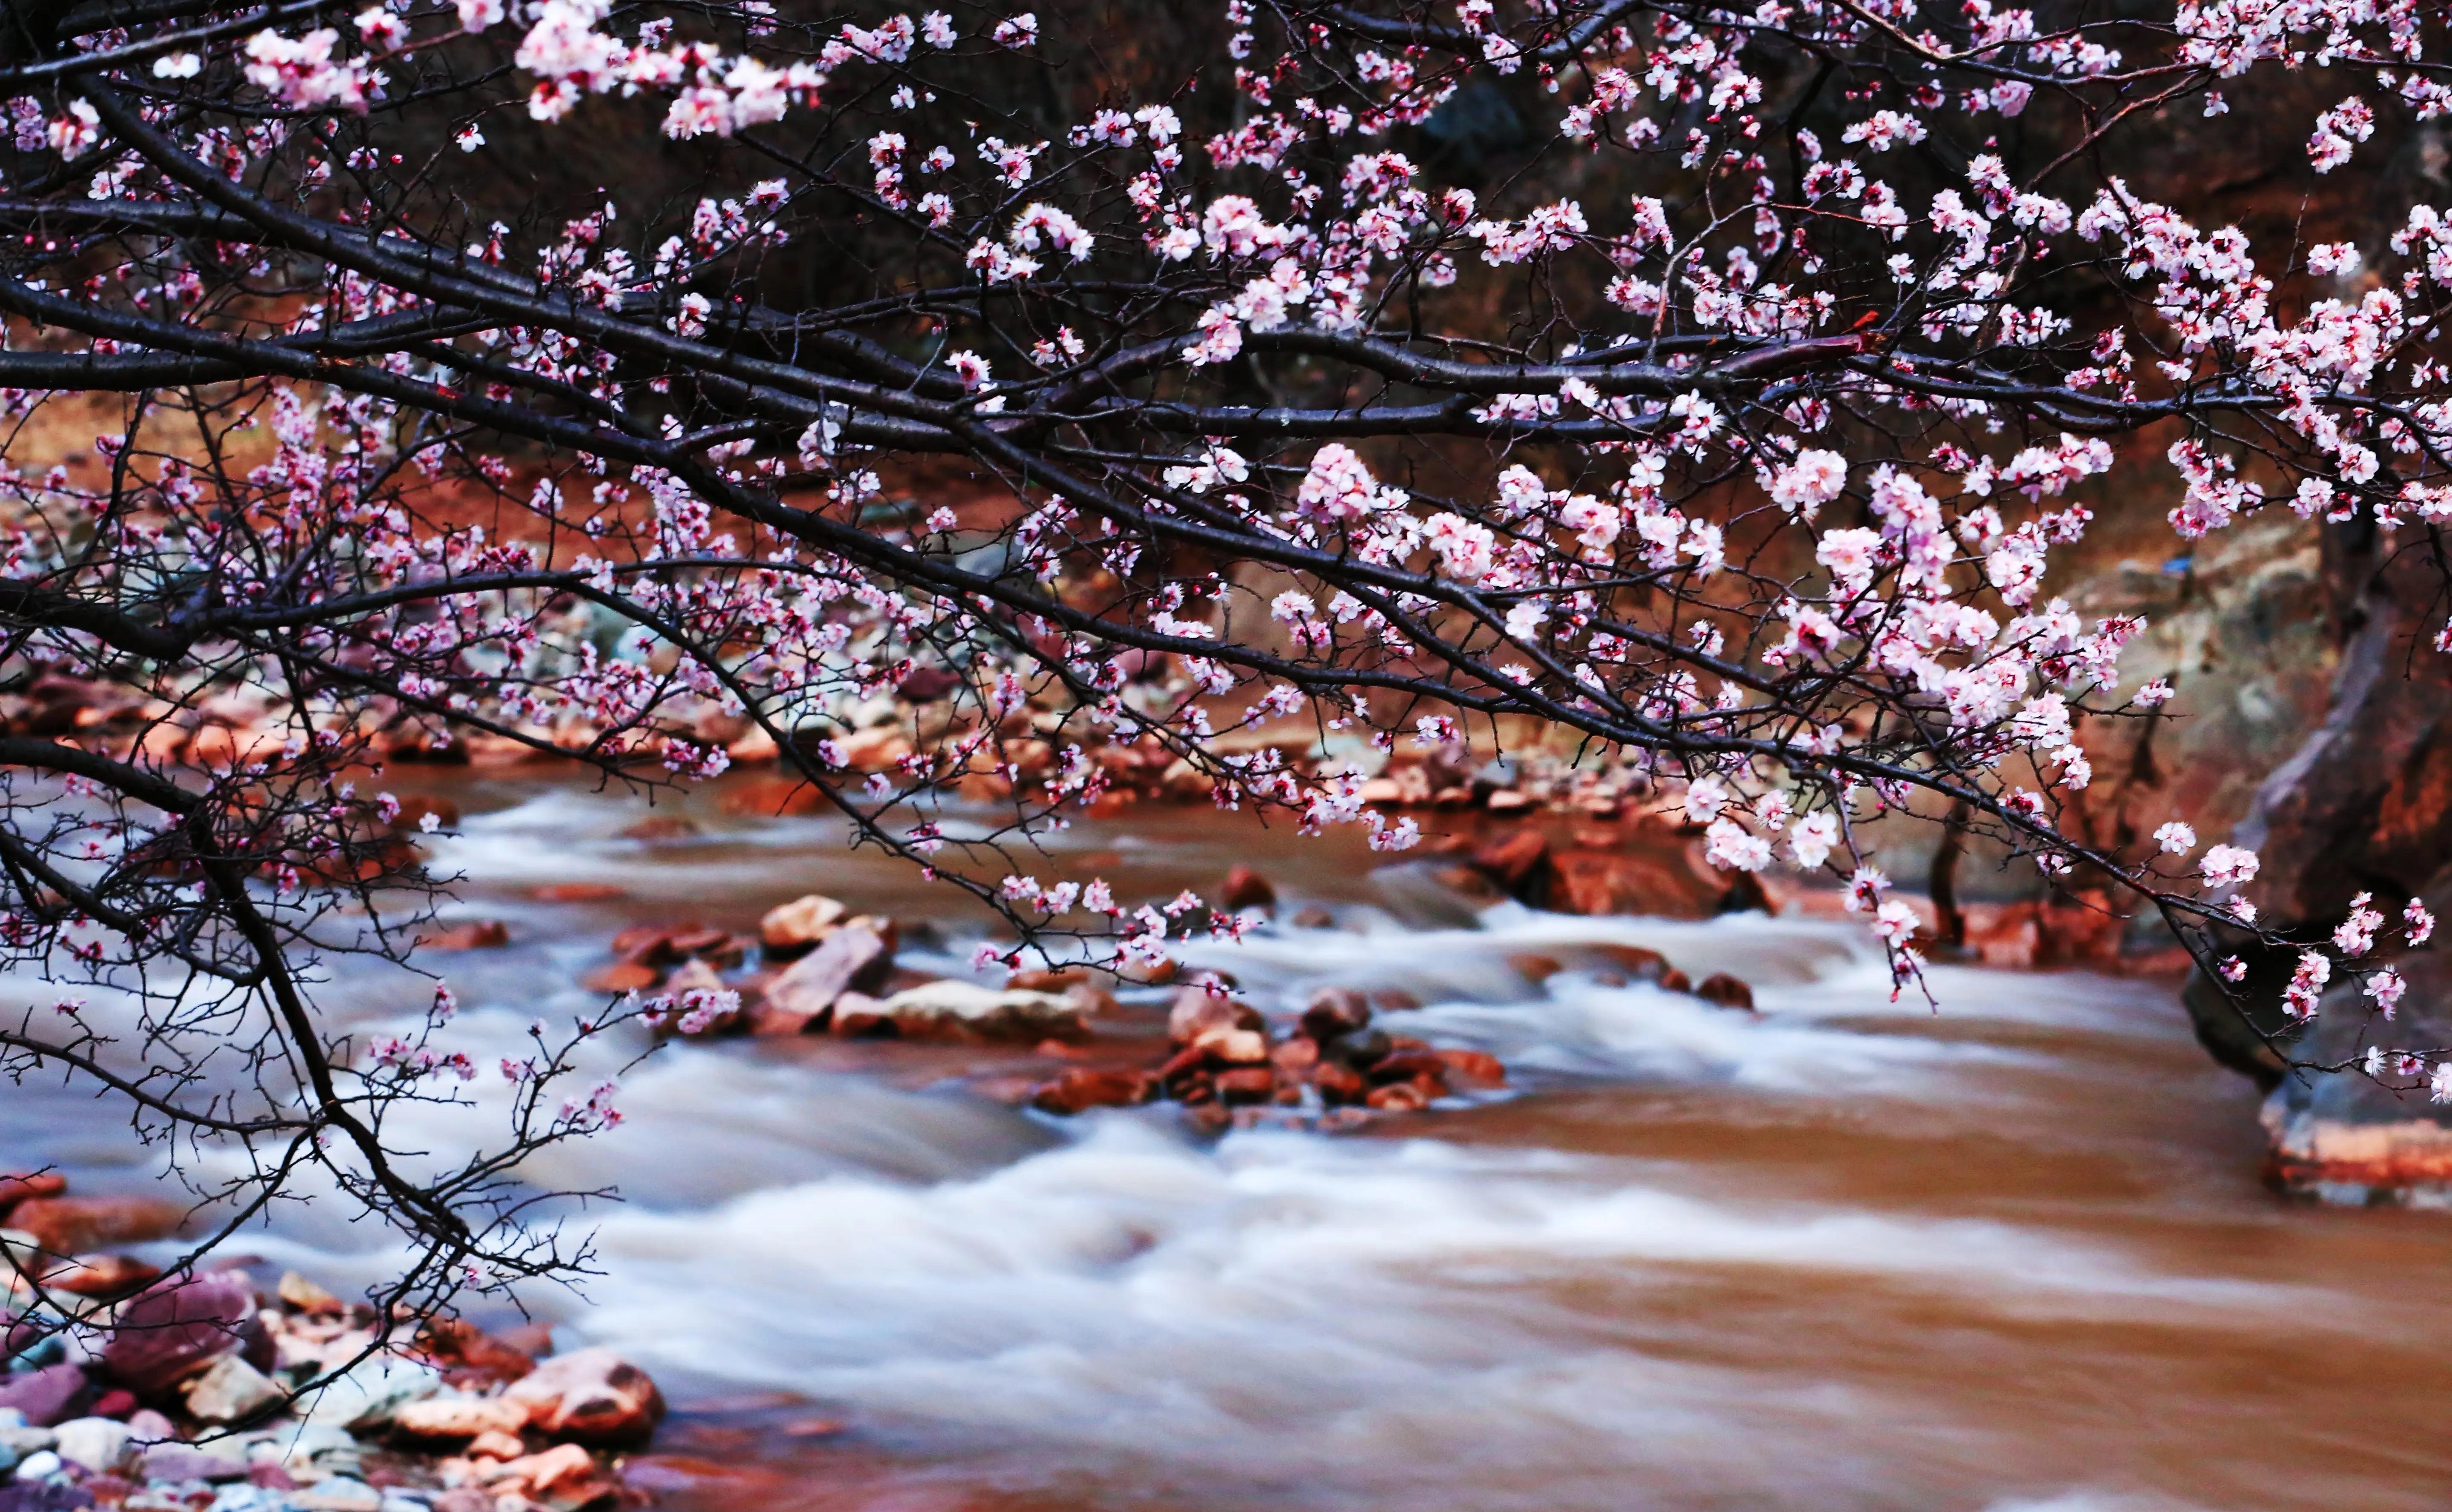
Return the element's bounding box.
[289,1478,383,1512]
[1215,1068,1275,1105]
[7,1197,183,1257]
[1587,944,1670,982]
[86,1389,136,1420]
[1167,988,1264,1046]
[1322,1028,1392,1068]
[1269,1037,1321,1074]
[1437,1048,1507,1087]
[617,815,699,842]
[580,961,661,994]
[1364,1082,1430,1113]
[1029,1068,1159,1115]
[41,1254,158,1299]
[501,1346,663,1447]
[1694,972,1755,1010]
[1658,968,1693,993]
[100,1274,263,1398]
[762,923,894,1026]
[1311,1062,1367,1104]
[417,920,510,951]
[1506,954,1563,984]
[874,981,1086,1043]
[758,893,846,957]
[0,1174,66,1220]
[416,1320,537,1392]
[49,1418,129,1475]
[1219,866,1276,913]
[1193,1026,1270,1065]
[1289,905,1337,929]
[390,1395,530,1445]
[1298,989,1371,1042]
[1470,829,1550,894]
[0,1366,90,1427]
[181,1356,283,1425]
[137,1443,247,1484]
[476,1442,607,1504]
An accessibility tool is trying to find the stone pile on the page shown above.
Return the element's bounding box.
[1028,982,1507,1128]
[1,1181,663,1512]
[585,893,1109,1047]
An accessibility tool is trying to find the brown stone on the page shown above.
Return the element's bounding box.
[1484,788,1535,814]
[1215,1068,1276,1105]
[1290,906,1337,929]
[419,1317,535,1389]
[1506,954,1563,983]
[1269,1036,1321,1074]
[1031,1068,1160,1116]
[9,1194,184,1256]
[1313,1062,1367,1105]
[502,1346,664,1447]
[1587,944,1670,981]
[1365,1082,1430,1112]
[582,961,661,994]
[1659,968,1693,993]
[44,1253,160,1298]
[1470,829,1551,891]
[1007,966,1089,993]
[618,815,699,842]
[1436,1048,1507,1087]
[1694,972,1755,1010]
[1219,865,1276,913]
[419,919,510,951]
[1298,988,1371,1042]
[0,1170,66,1218]
[1371,1050,1452,1087]
[759,894,847,956]
[1548,846,1732,919]
[533,883,626,902]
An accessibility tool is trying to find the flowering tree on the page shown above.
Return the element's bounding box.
[2,0,2449,1319]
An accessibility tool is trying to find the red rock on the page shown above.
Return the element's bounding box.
[1506,954,1563,983]
[1219,865,1276,913]
[609,924,692,965]
[1548,845,1733,918]
[1298,989,1371,1042]
[1484,788,1535,814]
[9,1194,184,1256]
[100,1273,264,1398]
[1694,972,1755,1010]
[532,883,626,902]
[1007,966,1089,993]
[1216,1068,1275,1105]
[1290,906,1337,929]
[1313,1062,1367,1105]
[0,1171,67,1218]
[1470,829,1550,891]
[418,1318,534,1389]
[1659,968,1693,993]
[1371,1051,1452,1088]
[1269,1036,1321,1074]
[765,924,893,1025]
[502,1346,663,1448]
[419,919,510,950]
[618,815,698,842]
[89,1388,138,1419]
[1167,987,1263,1046]
[45,1254,160,1298]
[1437,1049,1507,1087]
[1365,1082,1430,1112]
[1587,944,1670,981]
[1194,1026,1270,1065]
[582,961,661,994]
[1030,1068,1160,1115]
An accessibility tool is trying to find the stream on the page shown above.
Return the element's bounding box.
[11,774,2452,1512]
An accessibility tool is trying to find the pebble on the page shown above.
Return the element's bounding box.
[13,1449,62,1482]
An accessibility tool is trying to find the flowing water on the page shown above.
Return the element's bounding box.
[12,776,2452,1512]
